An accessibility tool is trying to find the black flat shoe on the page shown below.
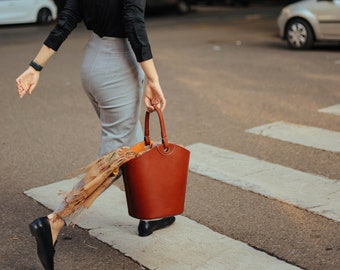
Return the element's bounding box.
[138,216,176,237]
[29,217,55,270]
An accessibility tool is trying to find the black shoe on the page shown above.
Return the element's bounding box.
[138,216,176,237]
[29,217,55,270]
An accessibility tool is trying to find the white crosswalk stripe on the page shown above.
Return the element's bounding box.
[246,121,340,153]
[187,143,340,222]
[318,104,340,116]
[25,179,301,270]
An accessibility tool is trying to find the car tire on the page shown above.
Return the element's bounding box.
[177,1,191,14]
[37,8,53,24]
[285,19,314,49]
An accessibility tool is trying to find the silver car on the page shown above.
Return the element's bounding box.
[277,0,340,49]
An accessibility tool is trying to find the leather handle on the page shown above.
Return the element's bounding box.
[144,106,169,149]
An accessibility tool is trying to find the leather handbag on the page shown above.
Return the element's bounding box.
[122,106,190,219]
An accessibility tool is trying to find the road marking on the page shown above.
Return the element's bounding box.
[25,179,301,270]
[246,121,340,152]
[187,143,340,222]
[318,104,340,116]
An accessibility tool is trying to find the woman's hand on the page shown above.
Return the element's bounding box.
[16,67,40,98]
[144,79,166,112]
[16,45,55,98]
[140,59,166,112]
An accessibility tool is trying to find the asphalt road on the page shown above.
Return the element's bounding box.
[0,4,339,270]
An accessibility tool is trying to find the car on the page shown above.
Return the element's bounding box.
[146,0,191,14]
[277,0,340,49]
[0,0,57,25]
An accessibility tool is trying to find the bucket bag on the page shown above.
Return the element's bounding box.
[122,107,190,219]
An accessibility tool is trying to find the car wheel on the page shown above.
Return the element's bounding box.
[285,19,314,49]
[177,1,191,14]
[37,8,53,24]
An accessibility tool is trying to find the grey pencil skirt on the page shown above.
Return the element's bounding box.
[81,33,145,157]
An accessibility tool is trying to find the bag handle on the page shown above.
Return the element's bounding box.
[144,106,169,150]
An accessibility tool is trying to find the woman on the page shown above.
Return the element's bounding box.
[16,1,175,269]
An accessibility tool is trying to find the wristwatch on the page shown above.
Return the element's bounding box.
[29,60,43,71]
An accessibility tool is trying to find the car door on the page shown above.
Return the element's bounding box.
[316,0,340,39]
[0,0,17,24]
[0,0,34,25]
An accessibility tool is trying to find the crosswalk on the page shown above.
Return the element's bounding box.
[189,104,340,220]
[24,104,339,269]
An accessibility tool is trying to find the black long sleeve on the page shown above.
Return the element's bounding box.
[44,0,152,62]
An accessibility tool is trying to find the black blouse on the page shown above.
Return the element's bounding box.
[44,0,152,62]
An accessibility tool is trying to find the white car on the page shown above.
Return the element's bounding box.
[277,0,340,49]
[0,0,57,25]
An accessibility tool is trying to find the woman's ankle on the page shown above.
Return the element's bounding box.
[47,213,65,244]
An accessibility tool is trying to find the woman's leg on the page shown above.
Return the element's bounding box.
[57,34,144,231]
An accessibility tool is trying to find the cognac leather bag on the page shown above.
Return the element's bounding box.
[122,107,190,219]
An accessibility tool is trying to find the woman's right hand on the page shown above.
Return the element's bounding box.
[16,67,40,98]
